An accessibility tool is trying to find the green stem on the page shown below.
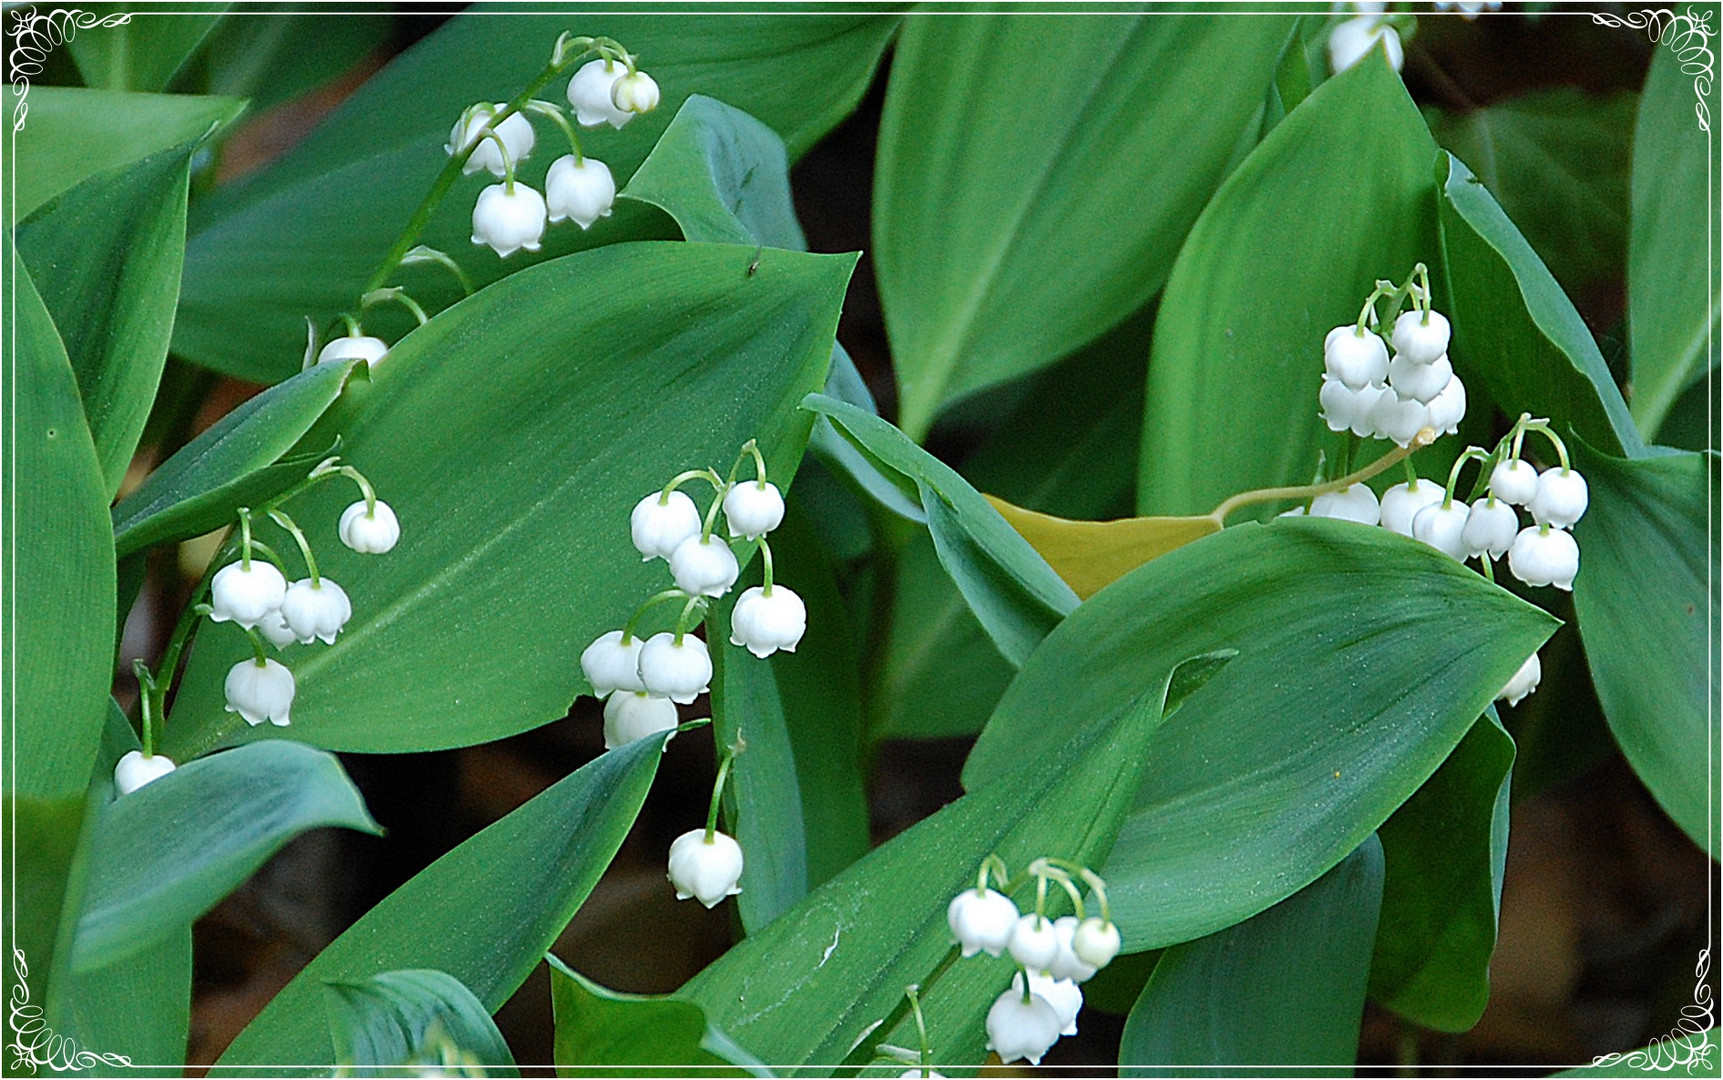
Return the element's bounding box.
[399,245,474,297]
[133,660,157,757]
[834,946,961,1075]
[758,536,775,595]
[525,98,585,160]
[1208,432,1431,524]
[623,589,690,642]
[243,626,269,666]
[672,594,707,643]
[1443,447,1492,508]
[698,485,727,543]
[238,507,255,570]
[661,468,724,500]
[362,287,430,326]
[268,508,319,586]
[905,986,932,1076]
[703,741,739,841]
[1522,420,1571,471]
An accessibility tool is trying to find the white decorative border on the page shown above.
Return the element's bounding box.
[8,950,132,1074]
[5,5,133,132]
[1589,950,1717,1075]
[1592,6,1717,131]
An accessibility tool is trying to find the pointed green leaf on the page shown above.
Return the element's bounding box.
[65,5,231,92]
[201,7,391,113]
[549,955,765,1077]
[324,969,517,1076]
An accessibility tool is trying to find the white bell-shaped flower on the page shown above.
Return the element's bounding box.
[611,70,660,115]
[1411,499,1471,561]
[581,630,647,697]
[471,182,547,258]
[1488,458,1539,506]
[602,691,679,749]
[1391,309,1451,364]
[1379,479,1445,536]
[1047,916,1098,983]
[984,987,1062,1066]
[279,578,353,645]
[1369,389,1431,448]
[637,632,712,703]
[897,1071,946,1079]
[631,490,701,561]
[1071,917,1121,969]
[669,534,740,597]
[1496,651,1542,707]
[1508,525,1579,590]
[1528,466,1589,528]
[1387,352,1453,405]
[114,750,176,795]
[948,887,1020,958]
[545,155,616,230]
[1007,914,1061,974]
[566,59,633,129]
[1319,376,1361,434]
[1014,971,1083,1037]
[1426,371,1467,435]
[1348,384,1389,438]
[258,610,299,650]
[729,585,806,658]
[1328,15,1403,73]
[446,103,536,177]
[667,828,744,907]
[1309,483,1380,526]
[1323,325,1389,389]
[724,481,785,540]
[225,657,295,727]
[339,500,401,554]
[317,333,388,367]
[209,560,288,630]
[1462,498,1519,559]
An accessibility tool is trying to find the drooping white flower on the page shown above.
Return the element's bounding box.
[1047,916,1098,983]
[1348,384,1390,438]
[729,585,806,658]
[1426,371,1467,435]
[1411,499,1471,561]
[1007,914,1061,974]
[667,828,744,907]
[948,887,1020,958]
[114,750,176,795]
[258,610,299,650]
[339,500,401,554]
[446,103,536,177]
[610,70,660,115]
[1369,388,1432,448]
[1071,917,1122,969]
[1379,478,1445,536]
[581,630,646,697]
[1323,325,1389,389]
[1328,15,1403,73]
[630,490,701,561]
[1013,970,1083,1037]
[602,691,680,749]
[637,632,712,704]
[724,481,785,540]
[279,578,352,645]
[1507,526,1579,590]
[566,59,634,129]
[1496,651,1542,707]
[224,657,295,727]
[1309,483,1381,526]
[545,155,616,229]
[209,561,288,630]
[1319,376,1362,434]
[1386,352,1453,405]
[317,333,389,367]
[1391,309,1451,365]
[984,986,1063,1066]
[1488,458,1539,506]
[1528,466,1589,529]
[897,1071,946,1079]
[471,182,547,258]
[669,534,740,597]
[1462,498,1519,559]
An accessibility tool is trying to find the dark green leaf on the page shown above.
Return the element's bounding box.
[324,969,517,1076]
[548,954,765,1077]
[60,932,192,1072]
[1120,835,1385,1076]
[65,5,231,92]
[201,7,391,112]
[965,519,1557,947]
[1553,1026,1720,1076]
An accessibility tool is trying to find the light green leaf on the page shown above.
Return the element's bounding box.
[1554,1026,1720,1076]
[1572,440,1719,854]
[874,10,1296,439]
[1139,55,1437,515]
[215,730,668,1068]
[1120,835,1385,1076]
[65,5,231,92]
[548,955,766,1077]
[324,969,517,1076]
[177,12,900,382]
[965,519,1556,947]
[164,243,853,757]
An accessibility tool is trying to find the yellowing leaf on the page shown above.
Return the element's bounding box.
[984,495,1219,599]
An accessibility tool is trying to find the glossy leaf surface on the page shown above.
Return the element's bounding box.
[324,969,517,1076]
[548,955,763,1077]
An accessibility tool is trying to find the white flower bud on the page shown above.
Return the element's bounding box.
[1071,917,1121,969]
[279,578,352,645]
[602,691,679,749]
[1308,483,1380,526]
[631,490,701,561]
[1013,970,1083,1037]
[729,585,806,658]
[1328,16,1403,73]
[1047,916,1098,983]
[667,828,744,907]
[1507,525,1579,590]
[224,657,295,727]
[580,630,646,697]
[1387,352,1453,405]
[1319,376,1361,434]
[1462,497,1520,559]
[1348,384,1389,438]
[897,1072,946,1079]
[1489,458,1539,506]
[1323,325,1388,389]
[1411,499,1471,561]
[446,103,536,177]
[948,887,1020,958]
[209,561,288,630]
[1391,309,1451,365]
[984,987,1062,1066]
[339,500,401,554]
[566,59,633,129]
[545,155,616,230]
[1379,479,1445,537]
[471,182,547,258]
[1496,651,1542,707]
[114,750,176,795]
[1368,389,1431,448]
[258,610,299,650]
[724,481,785,540]
[317,333,388,367]
[637,632,711,704]
[669,534,740,597]
[1528,466,1588,528]
[1007,914,1061,974]
[1426,371,1467,435]
[610,70,660,115]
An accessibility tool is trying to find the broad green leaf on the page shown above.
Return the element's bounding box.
[965,519,1557,947]
[1554,1027,1721,1076]
[1656,373,1719,453]
[1437,152,1642,457]
[324,969,517,1076]
[8,87,243,221]
[548,955,765,1077]
[805,395,1078,667]
[1139,55,1437,515]
[72,740,381,972]
[1370,710,1514,1032]
[200,7,391,112]
[680,657,1213,1068]
[177,12,901,381]
[986,498,1220,600]
[1572,440,1719,854]
[1628,40,1721,437]
[19,141,198,496]
[164,244,853,757]
[1120,835,1385,1076]
[1426,88,1635,306]
[874,10,1296,439]
[112,359,364,558]
[216,730,668,1068]
[621,95,806,249]
[65,5,230,92]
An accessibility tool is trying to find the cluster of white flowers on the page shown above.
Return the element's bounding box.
[1329,3,1405,72]
[1319,308,1467,449]
[1433,0,1501,16]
